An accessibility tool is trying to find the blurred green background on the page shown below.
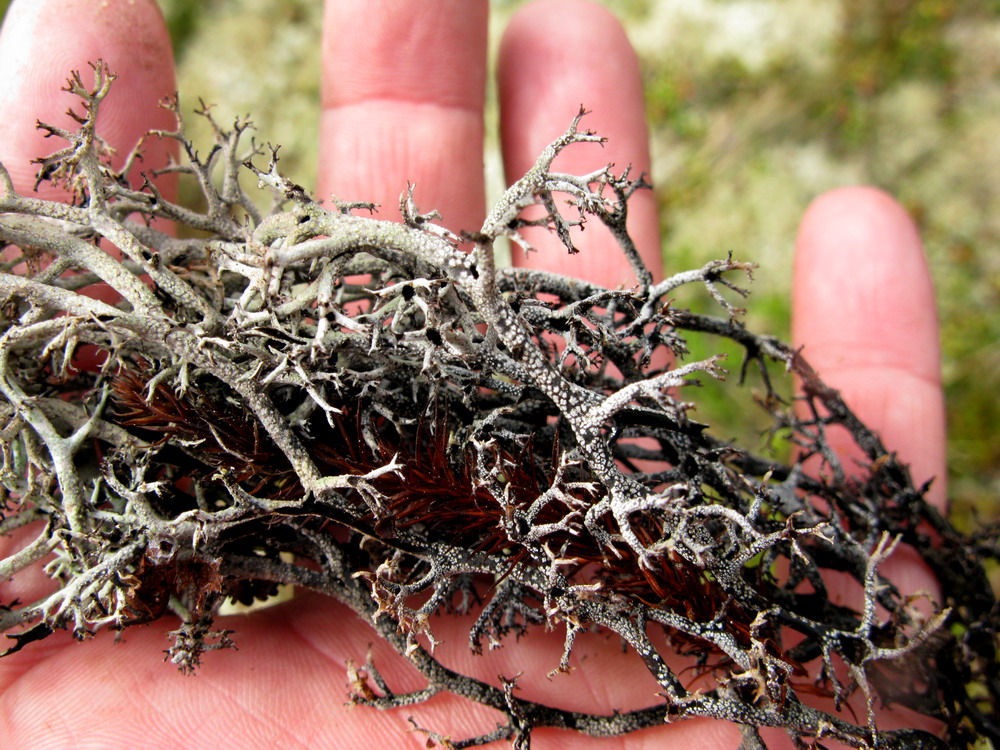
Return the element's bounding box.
[1,0,997,526]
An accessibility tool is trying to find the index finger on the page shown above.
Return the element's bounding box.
[0,0,177,202]
[0,0,178,676]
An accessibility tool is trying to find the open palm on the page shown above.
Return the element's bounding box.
[0,1,946,747]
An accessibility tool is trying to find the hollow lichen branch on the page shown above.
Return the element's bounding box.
[0,63,997,749]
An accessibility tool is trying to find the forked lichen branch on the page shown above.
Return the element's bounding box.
[0,63,997,749]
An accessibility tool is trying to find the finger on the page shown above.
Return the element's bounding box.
[498,0,659,285]
[791,186,947,740]
[0,0,177,620]
[793,186,947,511]
[0,0,178,201]
[319,0,488,234]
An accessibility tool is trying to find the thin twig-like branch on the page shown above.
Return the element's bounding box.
[0,64,994,750]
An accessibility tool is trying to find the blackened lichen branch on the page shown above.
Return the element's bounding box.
[0,64,995,749]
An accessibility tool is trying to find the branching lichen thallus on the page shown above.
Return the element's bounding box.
[0,63,997,749]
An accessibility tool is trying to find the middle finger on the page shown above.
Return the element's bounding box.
[318,0,489,234]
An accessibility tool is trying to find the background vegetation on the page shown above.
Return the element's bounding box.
[1,0,996,527]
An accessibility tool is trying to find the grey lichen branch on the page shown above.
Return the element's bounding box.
[0,66,995,749]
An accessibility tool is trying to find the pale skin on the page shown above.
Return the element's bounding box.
[0,0,947,747]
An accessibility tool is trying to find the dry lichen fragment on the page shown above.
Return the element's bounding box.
[0,65,997,749]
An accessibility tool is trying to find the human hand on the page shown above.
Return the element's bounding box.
[0,0,946,747]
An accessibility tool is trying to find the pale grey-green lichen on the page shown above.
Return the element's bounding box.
[0,63,997,749]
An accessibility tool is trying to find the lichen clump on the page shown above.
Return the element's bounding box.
[0,64,997,749]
